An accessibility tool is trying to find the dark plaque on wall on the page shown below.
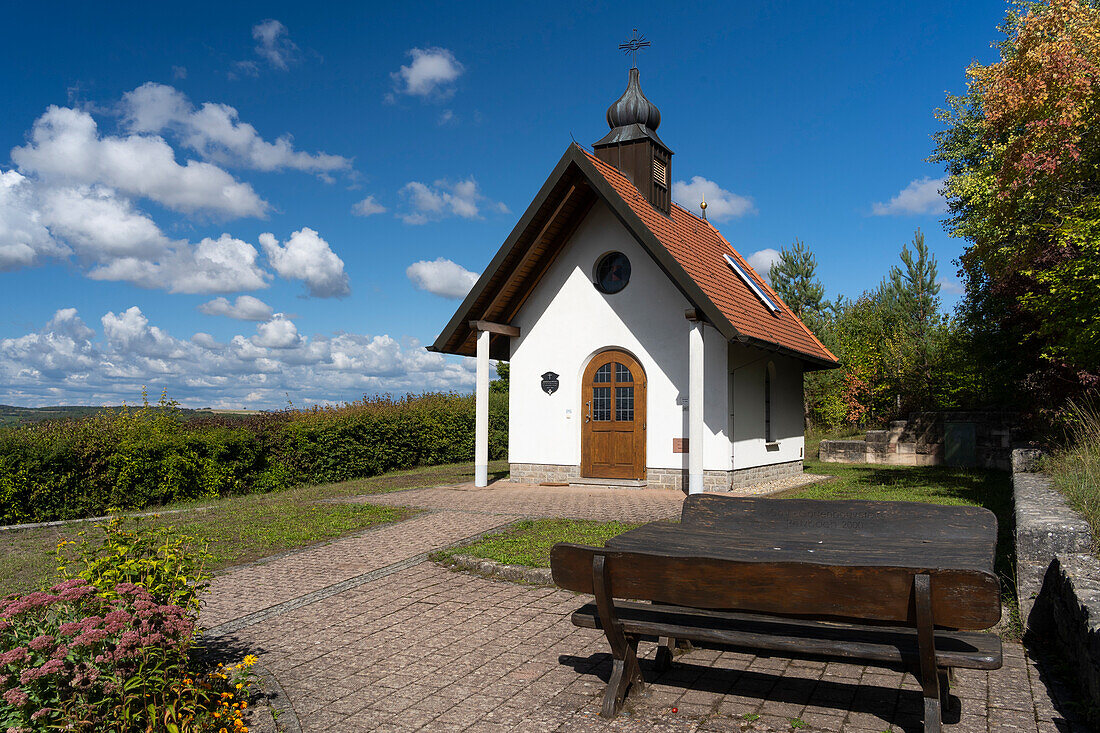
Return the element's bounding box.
[541,372,559,395]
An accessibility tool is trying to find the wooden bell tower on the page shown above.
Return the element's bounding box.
[593,66,673,215]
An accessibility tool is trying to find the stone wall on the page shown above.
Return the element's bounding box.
[820,411,1015,468]
[508,459,803,491]
[1028,555,1100,707]
[1014,470,1093,624]
[1013,449,1100,716]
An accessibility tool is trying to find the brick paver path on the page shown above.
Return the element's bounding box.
[350,481,687,522]
[201,483,1084,732]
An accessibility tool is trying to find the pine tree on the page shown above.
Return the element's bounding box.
[885,228,940,334]
[769,239,826,321]
[881,229,945,413]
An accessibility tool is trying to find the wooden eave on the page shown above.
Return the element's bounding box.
[429,144,838,370]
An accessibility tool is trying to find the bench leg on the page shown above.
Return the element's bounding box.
[655,636,675,673]
[914,574,942,733]
[939,668,951,711]
[602,634,644,718]
[592,555,646,718]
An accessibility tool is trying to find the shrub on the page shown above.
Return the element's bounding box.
[55,516,212,615]
[1,518,254,732]
[0,389,510,524]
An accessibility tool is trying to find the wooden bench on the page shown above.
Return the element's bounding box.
[550,494,1003,732]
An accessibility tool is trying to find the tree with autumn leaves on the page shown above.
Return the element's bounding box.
[932,0,1100,414]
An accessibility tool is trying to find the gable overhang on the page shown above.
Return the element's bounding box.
[429,144,838,370]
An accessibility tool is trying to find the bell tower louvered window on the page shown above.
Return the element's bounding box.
[652,159,667,188]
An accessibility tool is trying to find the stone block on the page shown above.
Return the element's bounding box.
[1012,448,1044,474]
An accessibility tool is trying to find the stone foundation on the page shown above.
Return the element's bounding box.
[726,460,804,490]
[644,468,731,492]
[508,463,580,483]
[509,460,803,491]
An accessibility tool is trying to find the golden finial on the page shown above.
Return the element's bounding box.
[700,192,708,221]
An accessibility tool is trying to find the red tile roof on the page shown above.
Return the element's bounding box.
[584,150,838,366]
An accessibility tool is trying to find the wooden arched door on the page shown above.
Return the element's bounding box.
[581,350,646,479]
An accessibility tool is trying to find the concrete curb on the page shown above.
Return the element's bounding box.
[252,662,303,733]
[0,504,219,533]
[438,553,554,586]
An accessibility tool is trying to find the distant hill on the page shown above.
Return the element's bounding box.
[0,404,269,428]
[0,404,112,427]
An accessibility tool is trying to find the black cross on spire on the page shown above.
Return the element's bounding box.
[618,29,650,69]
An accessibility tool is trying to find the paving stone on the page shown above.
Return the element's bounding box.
[196,480,1074,733]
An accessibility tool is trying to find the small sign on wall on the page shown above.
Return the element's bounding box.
[673,438,688,453]
[541,372,559,395]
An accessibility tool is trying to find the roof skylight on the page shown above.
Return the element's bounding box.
[723,253,781,315]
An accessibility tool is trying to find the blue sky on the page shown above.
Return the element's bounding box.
[0,1,1007,408]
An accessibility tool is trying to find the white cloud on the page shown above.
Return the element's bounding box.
[746,248,781,282]
[252,19,298,70]
[0,307,475,408]
[406,258,478,299]
[1,168,274,293]
[3,93,351,296]
[121,83,351,176]
[872,177,947,216]
[351,195,386,217]
[398,177,505,224]
[87,233,270,294]
[199,295,274,321]
[0,170,67,271]
[12,105,267,218]
[251,314,302,348]
[38,185,168,259]
[938,278,964,295]
[102,306,189,358]
[672,176,756,222]
[260,228,350,298]
[391,48,464,99]
[171,66,187,80]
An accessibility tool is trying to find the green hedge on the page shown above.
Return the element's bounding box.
[0,392,508,525]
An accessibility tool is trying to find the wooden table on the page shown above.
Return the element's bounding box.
[603,497,1000,629]
[551,496,1003,731]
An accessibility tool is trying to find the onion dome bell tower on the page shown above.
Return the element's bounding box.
[593,66,673,215]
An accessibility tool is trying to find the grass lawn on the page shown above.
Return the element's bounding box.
[784,458,1019,636]
[0,459,508,598]
[434,518,644,568]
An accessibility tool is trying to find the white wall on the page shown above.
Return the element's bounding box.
[729,344,805,469]
[508,202,731,472]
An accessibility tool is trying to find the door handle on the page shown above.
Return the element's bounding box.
[585,400,591,423]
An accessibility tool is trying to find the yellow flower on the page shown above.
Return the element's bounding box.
[242,655,258,667]
[235,683,243,690]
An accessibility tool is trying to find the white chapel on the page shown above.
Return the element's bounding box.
[430,66,838,493]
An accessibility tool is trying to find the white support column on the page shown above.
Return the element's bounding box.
[475,328,490,487]
[688,318,705,495]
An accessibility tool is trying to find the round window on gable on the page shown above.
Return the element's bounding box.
[594,252,631,294]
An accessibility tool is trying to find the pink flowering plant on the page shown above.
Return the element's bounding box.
[0,519,256,731]
[0,579,196,730]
